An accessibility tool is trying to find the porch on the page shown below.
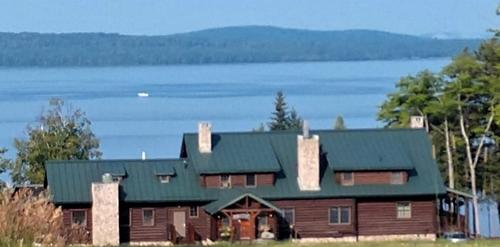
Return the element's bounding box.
[205,193,282,241]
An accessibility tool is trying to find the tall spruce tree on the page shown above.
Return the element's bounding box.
[334,116,346,130]
[268,91,289,131]
[287,108,303,130]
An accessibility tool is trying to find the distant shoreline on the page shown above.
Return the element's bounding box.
[0,26,480,67]
[0,57,452,70]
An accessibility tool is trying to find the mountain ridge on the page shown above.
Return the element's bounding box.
[0,26,482,67]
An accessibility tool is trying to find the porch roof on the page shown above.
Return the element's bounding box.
[203,192,282,215]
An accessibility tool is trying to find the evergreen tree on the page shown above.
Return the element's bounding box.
[10,98,102,184]
[0,148,9,188]
[268,91,289,131]
[252,123,266,132]
[334,116,346,130]
[287,108,303,130]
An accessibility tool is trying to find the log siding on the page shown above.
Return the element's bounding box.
[357,197,437,236]
[61,205,92,243]
[336,171,408,185]
[127,203,211,242]
[272,198,356,238]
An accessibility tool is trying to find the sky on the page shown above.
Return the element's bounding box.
[0,0,498,38]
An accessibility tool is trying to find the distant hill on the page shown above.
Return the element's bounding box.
[0,26,482,67]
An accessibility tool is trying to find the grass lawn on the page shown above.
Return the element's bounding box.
[187,239,500,247]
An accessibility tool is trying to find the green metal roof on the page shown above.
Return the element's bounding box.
[45,128,446,206]
[154,165,176,176]
[203,192,282,215]
[182,132,281,174]
[45,159,209,204]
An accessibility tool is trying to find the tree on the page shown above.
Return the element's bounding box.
[334,115,346,130]
[268,91,304,131]
[287,108,303,130]
[252,123,266,132]
[378,32,500,235]
[0,148,9,188]
[268,91,290,131]
[9,98,101,184]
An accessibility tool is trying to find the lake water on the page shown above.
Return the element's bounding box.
[0,59,449,164]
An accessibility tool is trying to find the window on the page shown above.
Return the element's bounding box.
[245,174,256,187]
[189,206,199,218]
[390,172,404,184]
[221,215,230,226]
[112,176,123,182]
[396,202,411,219]
[71,210,87,226]
[158,175,170,183]
[142,209,155,226]
[220,174,231,188]
[329,207,350,224]
[282,208,295,225]
[341,172,354,185]
[257,215,268,226]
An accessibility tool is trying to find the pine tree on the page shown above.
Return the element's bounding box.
[334,115,346,130]
[268,91,289,131]
[0,148,8,188]
[287,108,303,130]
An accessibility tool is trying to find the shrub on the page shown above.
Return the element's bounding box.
[0,188,65,246]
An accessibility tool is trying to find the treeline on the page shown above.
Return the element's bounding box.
[0,26,481,67]
[378,33,499,235]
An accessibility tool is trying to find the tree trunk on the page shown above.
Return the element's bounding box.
[458,109,494,237]
[458,109,480,236]
[470,167,480,237]
[444,118,454,189]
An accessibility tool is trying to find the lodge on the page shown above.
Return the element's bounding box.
[45,117,451,245]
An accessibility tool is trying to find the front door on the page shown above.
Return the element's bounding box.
[173,211,186,237]
[239,219,253,239]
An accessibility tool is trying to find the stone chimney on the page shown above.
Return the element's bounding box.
[410,116,424,128]
[297,124,320,191]
[92,181,119,246]
[198,122,212,153]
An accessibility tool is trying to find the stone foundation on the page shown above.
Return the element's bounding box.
[290,234,436,243]
[358,234,436,241]
[292,236,357,243]
[128,241,173,246]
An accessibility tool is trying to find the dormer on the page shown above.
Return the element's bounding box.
[154,165,176,184]
[200,173,275,188]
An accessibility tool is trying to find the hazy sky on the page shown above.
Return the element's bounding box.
[0,1,498,37]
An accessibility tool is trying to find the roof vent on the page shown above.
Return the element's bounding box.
[102,173,113,183]
[302,120,310,138]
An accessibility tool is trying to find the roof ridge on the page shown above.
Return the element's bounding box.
[183,127,424,136]
[46,158,186,164]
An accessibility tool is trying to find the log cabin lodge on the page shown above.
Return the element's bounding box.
[44,117,457,246]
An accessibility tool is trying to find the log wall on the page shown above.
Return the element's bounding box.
[272,198,356,238]
[357,197,437,236]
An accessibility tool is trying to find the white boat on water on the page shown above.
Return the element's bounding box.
[137,92,149,97]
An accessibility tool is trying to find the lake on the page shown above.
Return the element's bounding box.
[0,59,449,163]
